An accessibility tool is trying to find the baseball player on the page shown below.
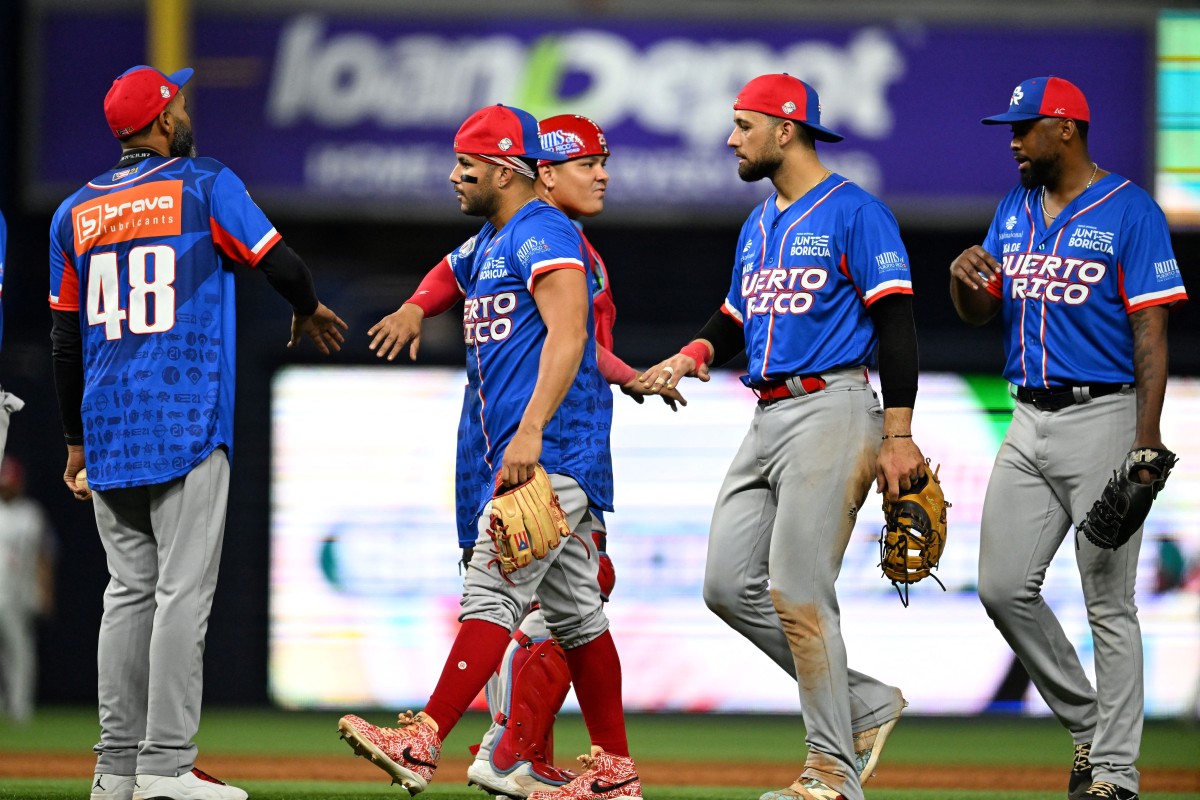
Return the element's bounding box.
[338,104,642,800]
[0,209,24,458]
[0,457,56,723]
[950,76,1188,800]
[641,74,924,800]
[49,65,347,800]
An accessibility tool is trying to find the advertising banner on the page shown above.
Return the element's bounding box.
[31,12,1150,222]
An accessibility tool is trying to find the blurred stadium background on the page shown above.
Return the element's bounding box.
[0,0,1197,720]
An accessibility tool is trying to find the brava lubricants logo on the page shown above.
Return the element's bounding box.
[73,181,183,255]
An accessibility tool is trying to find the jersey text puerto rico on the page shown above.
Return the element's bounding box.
[463,292,517,344]
[1002,252,1105,304]
[741,267,828,315]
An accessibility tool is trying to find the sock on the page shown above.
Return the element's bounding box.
[422,619,512,736]
[564,630,629,757]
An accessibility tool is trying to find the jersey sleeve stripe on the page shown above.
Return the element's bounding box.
[251,227,280,255]
[862,279,913,305]
[525,258,585,291]
[721,299,744,325]
[1126,286,1189,312]
[49,257,80,311]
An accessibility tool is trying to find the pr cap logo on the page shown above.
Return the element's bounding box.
[159,85,171,98]
[498,137,513,151]
[1010,85,1024,106]
[782,101,797,114]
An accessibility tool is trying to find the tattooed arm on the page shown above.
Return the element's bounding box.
[1129,306,1169,454]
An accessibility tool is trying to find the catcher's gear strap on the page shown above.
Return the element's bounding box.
[492,637,571,768]
[879,460,950,607]
[1078,447,1178,551]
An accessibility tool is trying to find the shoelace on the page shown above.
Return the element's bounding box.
[1087,781,1121,798]
[1073,742,1093,772]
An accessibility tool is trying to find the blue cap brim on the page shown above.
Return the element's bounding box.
[981,111,1043,125]
[801,121,844,143]
[167,67,194,90]
[528,148,567,162]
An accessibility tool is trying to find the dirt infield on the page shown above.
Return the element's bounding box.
[2,753,1197,793]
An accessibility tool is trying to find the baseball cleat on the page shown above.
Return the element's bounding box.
[338,711,441,795]
[131,768,247,800]
[759,778,846,800]
[854,698,908,783]
[467,756,575,798]
[1069,741,1093,800]
[1080,781,1138,799]
[527,747,640,799]
[91,773,135,800]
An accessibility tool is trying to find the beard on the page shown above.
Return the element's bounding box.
[169,119,197,158]
[1019,152,1060,190]
[737,150,783,183]
[460,184,501,218]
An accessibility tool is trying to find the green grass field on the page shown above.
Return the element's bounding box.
[2,707,1197,799]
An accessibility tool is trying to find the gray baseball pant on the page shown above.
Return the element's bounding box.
[460,474,607,650]
[704,368,902,800]
[91,449,230,777]
[979,390,1142,792]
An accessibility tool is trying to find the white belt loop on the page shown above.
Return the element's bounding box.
[1072,386,1092,405]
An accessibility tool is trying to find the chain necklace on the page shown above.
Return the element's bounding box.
[1040,162,1098,220]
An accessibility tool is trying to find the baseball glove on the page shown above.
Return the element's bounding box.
[1077,447,1178,550]
[879,460,950,606]
[488,465,572,574]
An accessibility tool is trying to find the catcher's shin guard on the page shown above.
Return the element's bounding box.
[490,634,572,772]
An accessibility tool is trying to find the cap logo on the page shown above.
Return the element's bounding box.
[596,132,607,150]
[160,85,171,99]
[1053,107,1067,114]
[782,101,797,115]
[1009,85,1024,107]
[498,137,513,152]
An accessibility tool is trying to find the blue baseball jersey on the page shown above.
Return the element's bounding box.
[0,209,6,351]
[449,200,614,527]
[48,156,282,490]
[981,174,1188,387]
[724,174,913,386]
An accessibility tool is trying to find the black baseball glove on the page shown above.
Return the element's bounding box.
[1077,447,1178,550]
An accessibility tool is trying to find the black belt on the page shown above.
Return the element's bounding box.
[1014,384,1126,412]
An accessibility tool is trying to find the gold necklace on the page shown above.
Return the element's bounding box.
[1040,162,1098,221]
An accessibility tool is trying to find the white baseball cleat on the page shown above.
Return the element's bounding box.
[131,768,247,800]
[91,773,135,800]
[854,698,908,783]
[467,756,574,798]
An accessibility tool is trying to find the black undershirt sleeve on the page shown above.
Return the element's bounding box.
[257,240,319,316]
[692,308,746,367]
[50,309,85,445]
[866,293,919,409]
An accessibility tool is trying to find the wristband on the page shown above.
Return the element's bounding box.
[881,434,913,440]
[679,340,711,368]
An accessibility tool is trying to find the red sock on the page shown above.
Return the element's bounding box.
[422,619,512,736]
[564,630,629,757]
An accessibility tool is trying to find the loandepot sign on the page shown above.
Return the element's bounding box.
[34,12,1149,219]
[267,17,904,146]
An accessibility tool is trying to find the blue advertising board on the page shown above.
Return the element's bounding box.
[30,12,1150,222]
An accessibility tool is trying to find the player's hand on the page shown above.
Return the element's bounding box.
[639,353,707,395]
[620,377,686,411]
[368,304,426,362]
[63,444,91,502]
[498,426,543,488]
[876,437,926,499]
[290,303,348,354]
[949,245,1001,291]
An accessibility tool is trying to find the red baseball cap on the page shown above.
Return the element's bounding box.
[537,114,609,166]
[981,76,1090,125]
[454,105,566,162]
[733,73,843,142]
[104,65,194,139]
